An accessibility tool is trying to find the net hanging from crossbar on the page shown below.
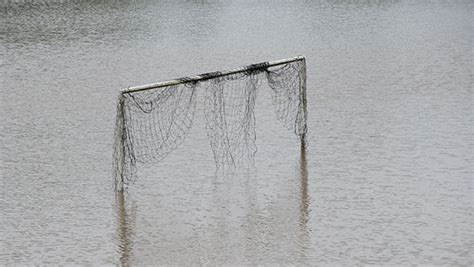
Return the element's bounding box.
[113,56,307,191]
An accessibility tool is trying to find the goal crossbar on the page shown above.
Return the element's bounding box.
[121,55,305,94]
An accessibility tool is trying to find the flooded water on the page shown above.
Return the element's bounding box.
[1,0,472,265]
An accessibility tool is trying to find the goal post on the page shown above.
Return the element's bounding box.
[121,56,306,94]
[114,56,308,191]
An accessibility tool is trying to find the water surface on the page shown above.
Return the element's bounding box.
[1,0,472,265]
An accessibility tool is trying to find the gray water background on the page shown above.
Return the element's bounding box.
[1,0,472,265]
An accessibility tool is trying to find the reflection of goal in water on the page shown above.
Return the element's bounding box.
[113,56,308,191]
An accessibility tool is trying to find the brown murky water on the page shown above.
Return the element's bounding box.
[1,0,472,265]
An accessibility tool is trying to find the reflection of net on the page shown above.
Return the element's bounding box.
[114,59,307,190]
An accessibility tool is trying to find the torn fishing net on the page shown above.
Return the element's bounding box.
[113,57,307,190]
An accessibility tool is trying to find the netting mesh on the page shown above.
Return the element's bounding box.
[266,61,307,136]
[203,71,260,170]
[114,58,307,190]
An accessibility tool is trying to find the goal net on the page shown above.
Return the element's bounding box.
[113,56,307,191]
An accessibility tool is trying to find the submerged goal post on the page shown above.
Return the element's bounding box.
[114,56,308,191]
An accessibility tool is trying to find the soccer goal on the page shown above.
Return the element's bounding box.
[113,56,308,191]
